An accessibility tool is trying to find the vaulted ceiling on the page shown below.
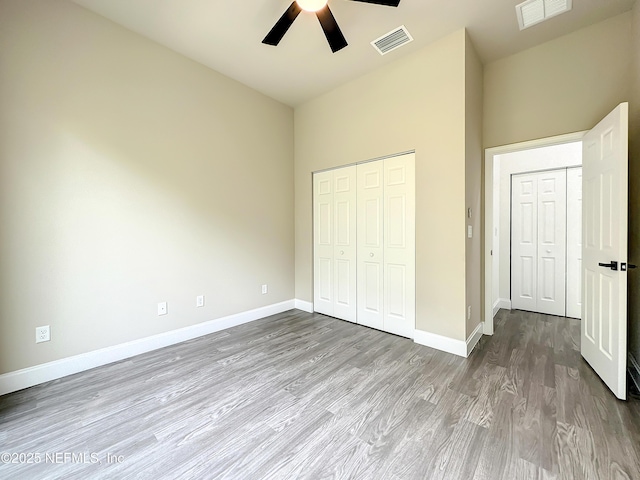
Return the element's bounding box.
[73,0,636,106]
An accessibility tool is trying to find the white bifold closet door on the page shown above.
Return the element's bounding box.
[313,153,415,338]
[511,169,567,316]
[356,160,384,330]
[313,166,357,323]
[357,154,415,338]
[383,155,415,338]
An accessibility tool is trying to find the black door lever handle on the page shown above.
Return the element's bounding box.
[621,263,636,271]
[598,261,618,271]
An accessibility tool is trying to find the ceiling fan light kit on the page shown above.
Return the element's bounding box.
[296,0,328,12]
[262,0,401,54]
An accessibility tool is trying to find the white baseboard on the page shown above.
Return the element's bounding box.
[493,298,511,316]
[0,300,295,397]
[414,330,466,357]
[492,299,501,317]
[487,299,510,336]
[629,353,640,393]
[294,299,314,313]
[414,323,485,358]
[467,322,484,356]
[483,320,494,336]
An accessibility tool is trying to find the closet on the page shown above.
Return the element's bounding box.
[511,167,582,318]
[313,153,415,338]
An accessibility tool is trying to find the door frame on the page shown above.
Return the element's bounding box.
[483,132,585,335]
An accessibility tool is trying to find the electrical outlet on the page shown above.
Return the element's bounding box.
[36,325,50,343]
[262,284,268,295]
[467,306,472,320]
[196,295,205,307]
[158,302,168,316]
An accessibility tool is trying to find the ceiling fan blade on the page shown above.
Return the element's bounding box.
[262,1,302,46]
[349,0,401,6]
[316,5,348,53]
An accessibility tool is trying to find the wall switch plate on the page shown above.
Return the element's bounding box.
[262,284,268,295]
[468,225,473,238]
[36,325,50,343]
[196,295,205,307]
[158,302,168,316]
[467,306,472,320]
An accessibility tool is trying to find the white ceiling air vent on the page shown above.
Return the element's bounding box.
[371,25,413,56]
[516,0,572,30]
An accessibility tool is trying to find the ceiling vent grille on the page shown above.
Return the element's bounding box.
[371,25,413,55]
[516,0,572,30]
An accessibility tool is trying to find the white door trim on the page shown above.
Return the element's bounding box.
[566,167,583,319]
[483,132,586,335]
[313,150,416,174]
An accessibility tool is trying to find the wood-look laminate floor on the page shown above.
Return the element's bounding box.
[1,309,640,480]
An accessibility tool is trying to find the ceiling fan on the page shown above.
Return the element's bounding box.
[262,0,401,53]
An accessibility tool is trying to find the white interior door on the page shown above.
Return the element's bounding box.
[383,153,416,338]
[566,167,582,319]
[314,171,334,317]
[357,160,384,331]
[333,167,357,322]
[511,169,567,316]
[582,102,629,400]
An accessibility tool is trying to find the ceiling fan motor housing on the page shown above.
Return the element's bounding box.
[262,0,401,53]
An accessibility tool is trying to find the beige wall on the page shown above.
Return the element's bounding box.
[465,33,483,338]
[484,12,633,149]
[295,30,469,341]
[629,0,640,367]
[0,0,294,374]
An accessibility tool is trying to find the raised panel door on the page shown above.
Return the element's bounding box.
[383,154,415,338]
[357,161,384,330]
[333,166,357,322]
[314,171,334,316]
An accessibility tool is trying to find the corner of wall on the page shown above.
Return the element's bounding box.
[464,31,484,339]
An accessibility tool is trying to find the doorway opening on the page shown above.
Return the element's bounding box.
[483,132,585,335]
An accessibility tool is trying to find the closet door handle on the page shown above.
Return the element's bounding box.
[370,252,374,257]
[340,251,344,256]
